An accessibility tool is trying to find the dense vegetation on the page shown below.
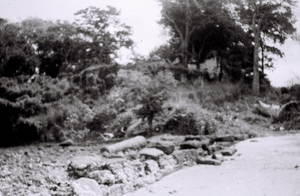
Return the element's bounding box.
[0,2,299,146]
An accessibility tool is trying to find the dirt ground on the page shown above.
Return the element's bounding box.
[124,133,300,196]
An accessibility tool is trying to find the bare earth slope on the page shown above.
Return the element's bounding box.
[124,133,300,196]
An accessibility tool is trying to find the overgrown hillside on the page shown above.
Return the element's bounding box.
[2,60,299,147]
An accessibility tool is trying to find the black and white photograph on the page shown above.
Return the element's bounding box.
[0,0,300,195]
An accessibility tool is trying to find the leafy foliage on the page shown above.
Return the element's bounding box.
[0,6,133,77]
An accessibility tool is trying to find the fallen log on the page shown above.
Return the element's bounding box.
[255,100,299,121]
[100,136,147,154]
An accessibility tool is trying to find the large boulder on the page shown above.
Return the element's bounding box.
[71,178,103,196]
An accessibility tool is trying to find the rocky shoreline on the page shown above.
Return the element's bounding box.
[0,133,253,196]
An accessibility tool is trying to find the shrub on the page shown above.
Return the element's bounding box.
[290,84,300,100]
[163,108,199,135]
[87,106,117,132]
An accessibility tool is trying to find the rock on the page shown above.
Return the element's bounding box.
[68,156,103,171]
[107,162,127,183]
[139,148,164,159]
[216,141,233,148]
[196,157,222,165]
[197,148,205,156]
[180,140,203,149]
[172,150,186,166]
[27,191,51,196]
[159,134,185,145]
[59,139,74,147]
[234,134,249,141]
[87,170,115,185]
[144,160,160,175]
[157,155,177,172]
[215,135,235,142]
[212,153,224,161]
[106,184,124,196]
[220,148,237,156]
[122,160,145,182]
[184,135,202,141]
[71,178,103,196]
[150,141,175,155]
[172,149,198,166]
[125,149,139,160]
[248,132,258,138]
[205,145,215,155]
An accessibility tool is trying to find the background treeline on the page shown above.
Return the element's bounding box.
[0,6,133,78]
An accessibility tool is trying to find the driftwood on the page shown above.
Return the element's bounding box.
[255,100,299,121]
[100,136,147,154]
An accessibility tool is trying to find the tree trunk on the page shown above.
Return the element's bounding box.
[182,0,191,68]
[252,13,260,95]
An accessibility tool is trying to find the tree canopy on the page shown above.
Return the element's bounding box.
[155,0,297,93]
[0,6,133,78]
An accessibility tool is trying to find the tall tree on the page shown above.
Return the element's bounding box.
[234,0,297,94]
[74,6,133,69]
[0,20,39,76]
[159,0,245,68]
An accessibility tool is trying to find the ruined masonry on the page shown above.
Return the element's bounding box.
[68,134,250,196]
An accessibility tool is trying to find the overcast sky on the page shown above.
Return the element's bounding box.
[0,0,300,87]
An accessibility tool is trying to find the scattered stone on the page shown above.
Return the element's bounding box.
[68,156,103,171]
[158,155,177,172]
[197,148,205,156]
[180,140,203,149]
[107,162,127,183]
[212,153,224,161]
[248,132,258,138]
[205,145,215,155]
[196,157,222,165]
[149,141,175,155]
[215,135,235,142]
[220,148,237,156]
[87,170,115,185]
[124,149,139,160]
[139,148,164,160]
[234,134,249,141]
[59,139,74,147]
[184,135,202,141]
[123,160,145,182]
[172,150,186,166]
[27,191,51,196]
[144,160,160,175]
[216,141,233,147]
[71,178,103,196]
[172,149,198,166]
